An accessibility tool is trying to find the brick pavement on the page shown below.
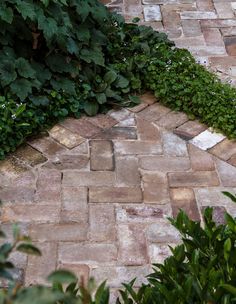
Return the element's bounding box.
[1,94,236,291]
[104,0,236,84]
[1,0,236,297]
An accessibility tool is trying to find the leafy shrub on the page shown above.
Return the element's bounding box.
[1,193,236,303]
[0,0,236,159]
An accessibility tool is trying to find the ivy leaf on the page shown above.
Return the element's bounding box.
[10,79,32,100]
[76,1,90,22]
[84,101,99,116]
[76,25,90,42]
[115,75,129,88]
[51,78,76,95]
[104,70,117,85]
[67,38,79,55]
[30,96,50,106]
[38,16,58,40]
[47,270,77,284]
[15,58,36,79]
[16,243,41,256]
[15,0,36,20]
[80,48,105,66]
[0,61,17,86]
[0,4,13,24]
[40,0,50,7]
[96,93,107,104]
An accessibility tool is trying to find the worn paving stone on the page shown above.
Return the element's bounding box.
[114,140,162,155]
[189,144,215,171]
[190,129,225,150]
[156,111,189,130]
[163,132,188,157]
[13,145,47,167]
[49,125,85,149]
[116,156,141,186]
[137,103,171,122]
[137,118,161,141]
[208,139,236,161]
[139,156,190,172]
[85,114,118,129]
[170,188,201,220]
[90,140,114,171]
[93,127,137,140]
[63,171,115,187]
[44,155,89,171]
[216,159,236,187]
[174,120,208,140]
[168,171,220,187]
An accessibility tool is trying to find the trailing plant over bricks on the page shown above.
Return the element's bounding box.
[1,193,236,303]
[0,0,236,159]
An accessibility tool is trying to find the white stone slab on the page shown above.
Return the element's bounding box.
[190,129,225,150]
[143,5,162,22]
[180,11,217,20]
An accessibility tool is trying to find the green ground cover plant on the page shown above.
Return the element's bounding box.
[1,193,236,303]
[0,0,236,159]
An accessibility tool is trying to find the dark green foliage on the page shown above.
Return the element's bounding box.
[1,193,236,303]
[0,0,236,159]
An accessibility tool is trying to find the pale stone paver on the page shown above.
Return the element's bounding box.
[0,0,236,298]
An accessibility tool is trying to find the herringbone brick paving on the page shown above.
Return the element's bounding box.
[0,0,236,299]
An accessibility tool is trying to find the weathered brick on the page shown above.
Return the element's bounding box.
[44,155,89,170]
[174,120,207,140]
[63,171,115,186]
[136,118,161,141]
[209,139,236,161]
[108,109,130,122]
[116,205,164,223]
[13,145,47,167]
[180,11,217,19]
[28,136,66,157]
[1,205,60,223]
[118,224,148,265]
[84,114,117,129]
[137,103,171,122]
[89,187,143,203]
[30,224,87,241]
[35,169,61,203]
[139,156,190,172]
[156,111,189,129]
[203,28,225,47]
[89,204,116,241]
[216,159,236,187]
[93,127,137,140]
[58,243,117,264]
[60,117,102,138]
[189,144,215,171]
[163,132,188,157]
[170,188,200,220]
[149,244,172,264]
[49,125,85,149]
[214,2,234,19]
[0,186,34,204]
[196,0,214,11]
[146,220,180,243]
[116,156,140,186]
[128,103,148,113]
[143,5,162,21]
[229,154,236,167]
[114,140,162,155]
[90,140,114,171]
[25,242,57,285]
[141,172,169,204]
[168,171,219,187]
[182,19,202,37]
[0,157,28,180]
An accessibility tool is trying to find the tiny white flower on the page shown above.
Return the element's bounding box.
[11,114,16,119]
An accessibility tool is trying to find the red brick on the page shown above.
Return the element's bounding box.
[136,118,161,141]
[49,125,85,149]
[116,205,163,222]
[189,144,215,171]
[216,159,236,186]
[203,28,225,47]
[60,117,102,138]
[89,204,116,241]
[142,172,169,204]
[116,156,140,186]
[156,111,189,130]
[58,243,117,264]
[118,224,148,265]
[13,145,47,167]
[89,187,142,203]
[174,120,208,140]
[209,139,236,161]
[1,205,60,223]
[84,114,117,129]
[137,103,171,122]
[44,155,89,170]
[93,127,137,140]
[0,186,34,204]
[35,169,61,203]
[63,171,115,186]
[114,140,162,155]
[28,136,66,157]
[90,140,114,171]
[30,224,87,241]
[139,156,190,172]
[170,188,200,221]
[25,242,57,285]
[168,171,220,187]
